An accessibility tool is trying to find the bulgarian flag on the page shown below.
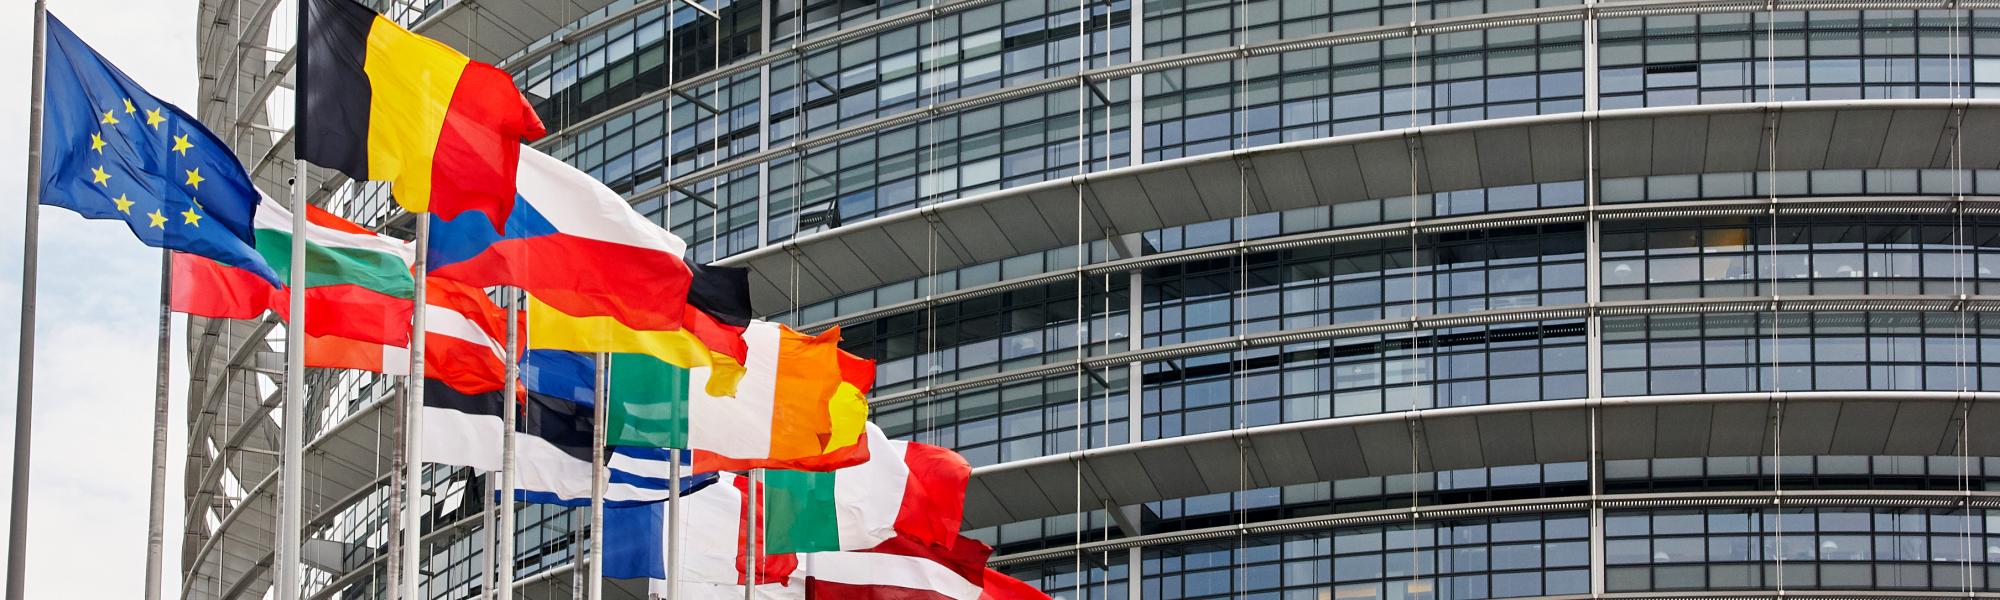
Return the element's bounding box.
[763,424,972,554]
[171,194,414,345]
[592,321,874,473]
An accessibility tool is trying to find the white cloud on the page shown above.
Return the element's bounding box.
[0,1,199,597]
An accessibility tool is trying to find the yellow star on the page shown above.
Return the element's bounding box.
[181,207,202,227]
[146,209,167,228]
[99,109,119,125]
[111,194,134,214]
[89,132,105,153]
[89,166,111,186]
[184,167,204,190]
[145,108,167,129]
[123,98,136,114]
[170,134,193,156]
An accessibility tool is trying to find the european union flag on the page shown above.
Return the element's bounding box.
[39,14,279,284]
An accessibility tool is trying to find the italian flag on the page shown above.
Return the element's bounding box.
[762,423,972,554]
[171,194,414,346]
[599,321,874,473]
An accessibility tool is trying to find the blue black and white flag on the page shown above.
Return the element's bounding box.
[39,13,278,284]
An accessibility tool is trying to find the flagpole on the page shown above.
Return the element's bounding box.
[143,249,173,600]
[480,472,496,598]
[274,156,309,600]
[5,3,47,598]
[587,353,609,600]
[664,449,681,600]
[743,468,760,600]
[497,287,519,600]
[386,382,404,599]
[403,217,431,600]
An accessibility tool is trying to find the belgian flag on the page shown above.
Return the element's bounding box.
[296,0,546,231]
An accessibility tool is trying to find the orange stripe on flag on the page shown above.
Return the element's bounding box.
[768,325,845,460]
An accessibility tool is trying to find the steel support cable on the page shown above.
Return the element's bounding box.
[1071,0,1090,591]
[1764,3,1786,589]
[1951,9,1975,594]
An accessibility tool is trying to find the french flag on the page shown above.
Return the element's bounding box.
[427,146,695,332]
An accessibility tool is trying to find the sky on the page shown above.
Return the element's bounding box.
[0,0,201,596]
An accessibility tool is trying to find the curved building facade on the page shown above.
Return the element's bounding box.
[188,0,2000,599]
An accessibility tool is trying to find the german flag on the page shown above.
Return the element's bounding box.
[296,0,546,231]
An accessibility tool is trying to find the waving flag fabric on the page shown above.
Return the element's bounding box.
[685,323,867,472]
[40,14,277,284]
[518,341,866,472]
[421,379,507,472]
[297,0,545,230]
[523,256,754,396]
[978,570,1051,600]
[557,321,872,472]
[762,424,973,554]
[297,277,513,394]
[508,352,720,506]
[609,474,1043,600]
[429,146,700,329]
[800,534,996,600]
[169,195,414,345]
[605,472,797,585]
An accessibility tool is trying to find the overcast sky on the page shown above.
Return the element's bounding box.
[0,0,200,596]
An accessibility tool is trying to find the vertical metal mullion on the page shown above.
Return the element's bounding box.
[758,63,772,249]
[1581,3,1605,597]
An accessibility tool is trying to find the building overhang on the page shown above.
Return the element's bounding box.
[183,396,395,600]
[722,99,2000,315]
[412,0,621,65]
[964,391,2000,529]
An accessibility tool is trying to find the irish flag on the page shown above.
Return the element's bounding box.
[171,193,414,345]
[763,424,972,554]
[593,320,874,473]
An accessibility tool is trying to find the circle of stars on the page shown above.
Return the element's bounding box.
[87,97,205,231]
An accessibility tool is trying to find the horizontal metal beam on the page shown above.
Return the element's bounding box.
[871,292,2000,405]
[988,488,2000,567]
[797,195,1993,333]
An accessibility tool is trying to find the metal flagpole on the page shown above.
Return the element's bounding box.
[6,3,47,598]
[587,353,609,600]
[743,469,760,600]
[275,156,310,600]
[143,249,173,600]
[664,449,681,600]
[498,287,519,600]
[481,472,496,598]
[403,218,431,600]
[385,388,404,600]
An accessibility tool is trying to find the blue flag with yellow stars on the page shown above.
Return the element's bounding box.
[38,13,279,285]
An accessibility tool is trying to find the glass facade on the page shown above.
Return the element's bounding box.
[188,1,2000,599]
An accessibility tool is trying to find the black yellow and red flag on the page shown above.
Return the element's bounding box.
[296,0,546,231]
